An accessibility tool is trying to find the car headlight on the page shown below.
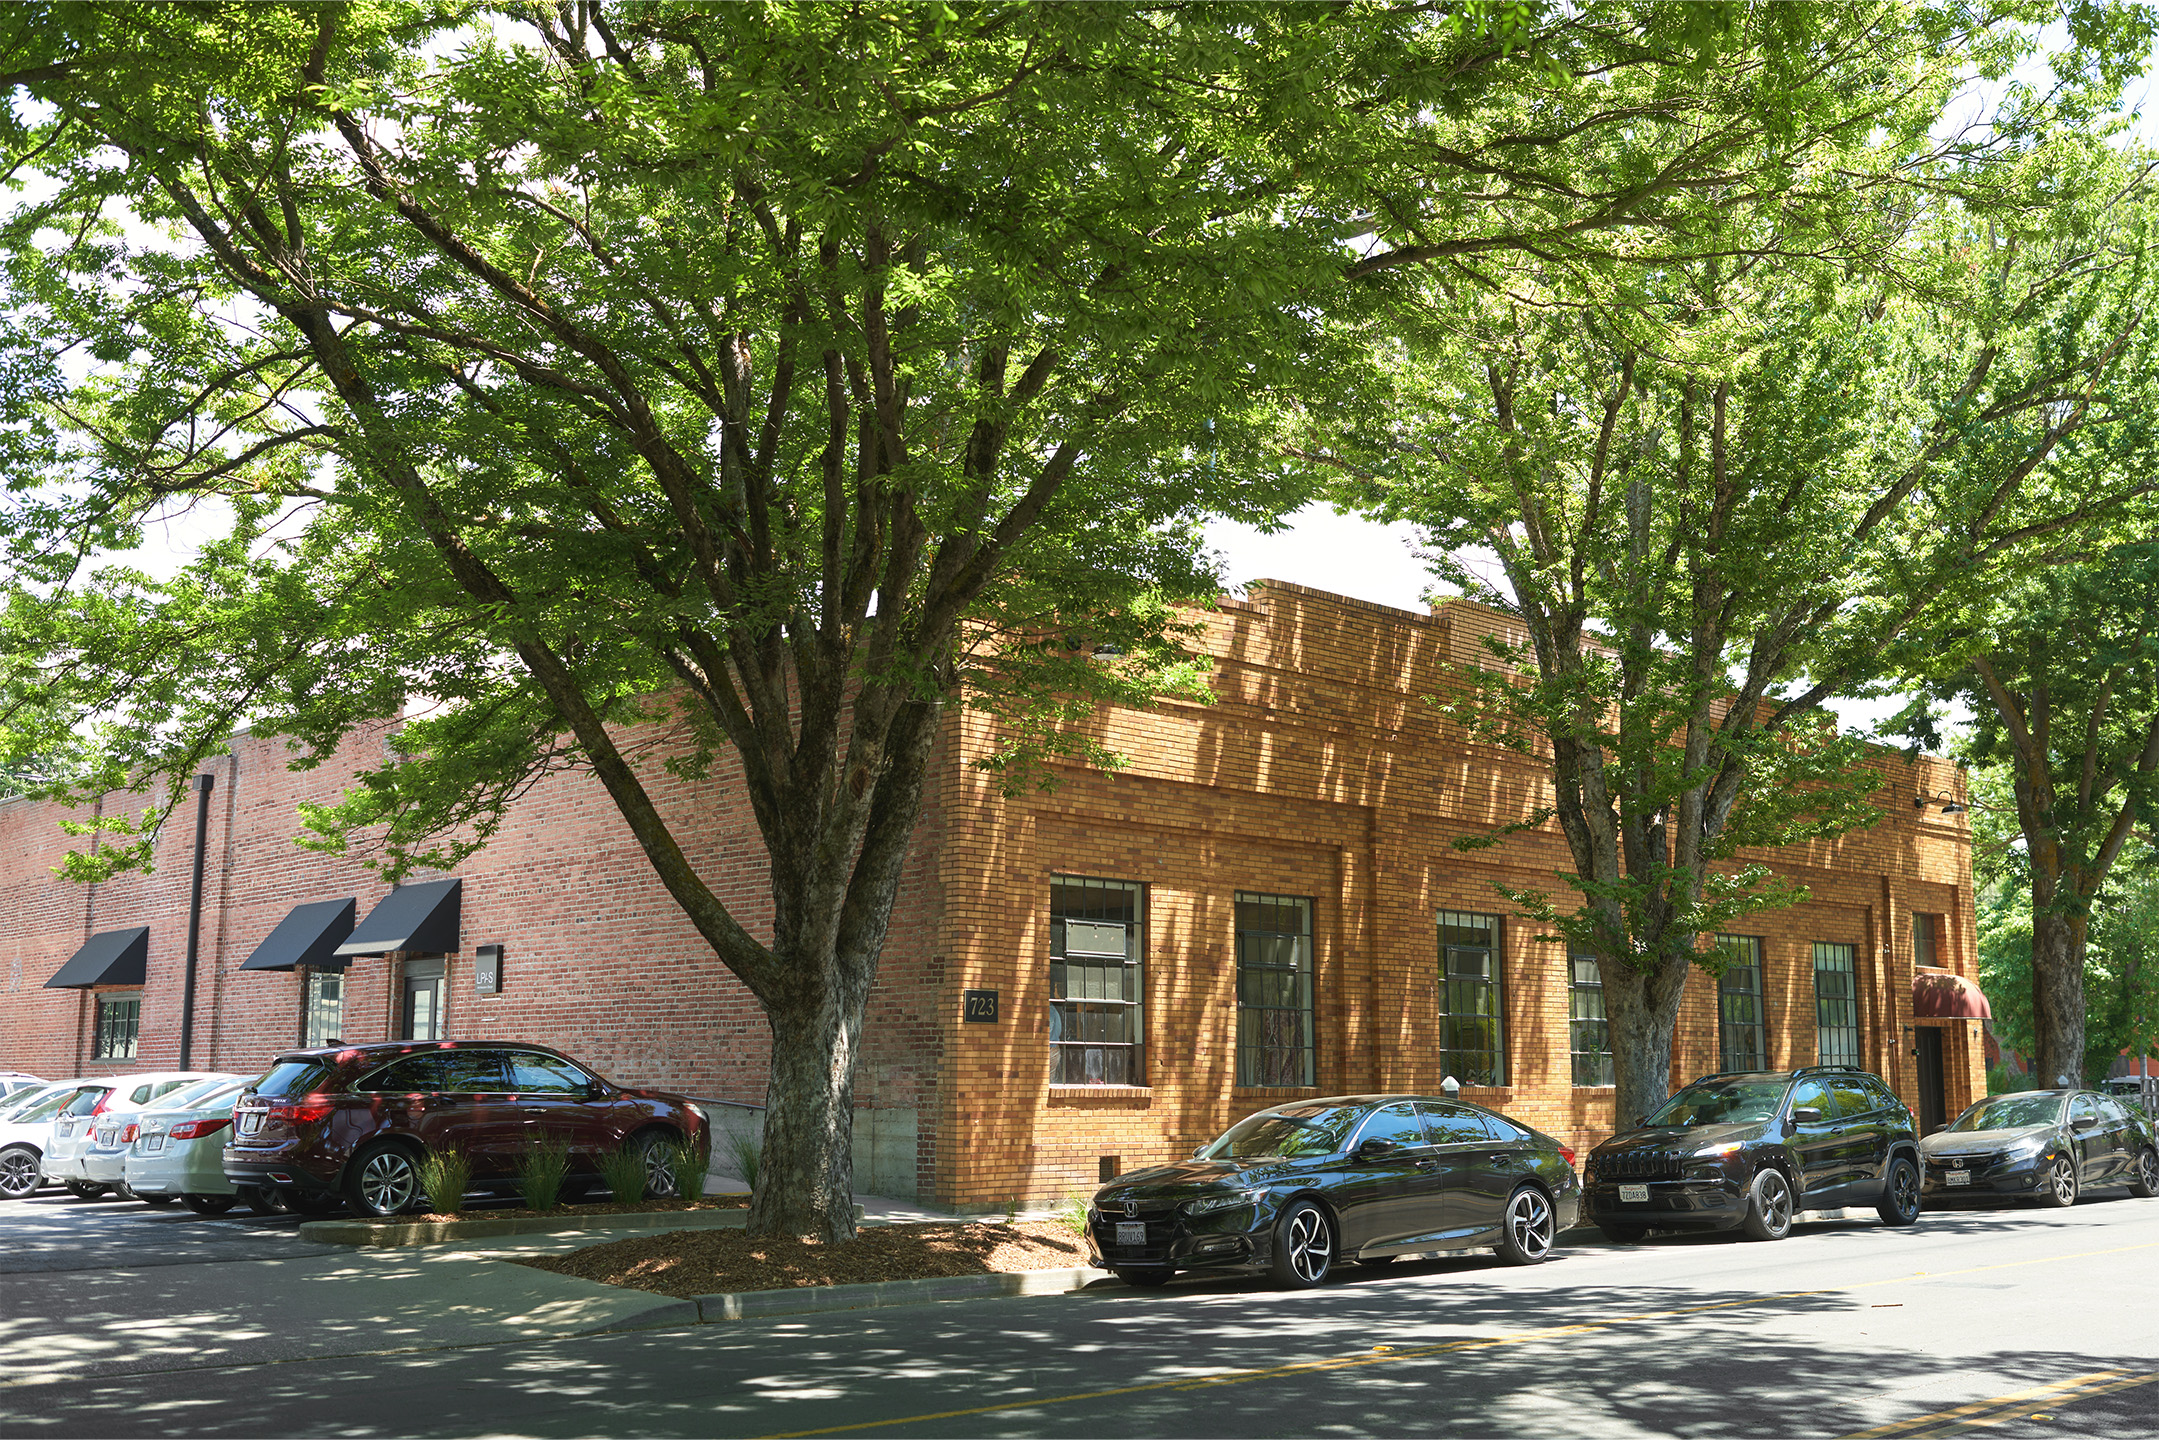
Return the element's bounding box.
[1691,1141,1746,1161]
[2002,1133,2051,1159]
[1184,1189,1261,1216]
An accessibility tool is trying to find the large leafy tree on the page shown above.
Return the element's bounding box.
[1330,159,2159,1125]
[1896,544,2159,1087]
[4,0,2151,1232]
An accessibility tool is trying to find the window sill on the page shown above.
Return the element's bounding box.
[1232,1086,1321,1098]
[1048,1085,1153,1105]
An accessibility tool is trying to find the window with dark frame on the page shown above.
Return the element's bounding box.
[1567,953,1612,1087]
[1813,941,1861,1066]
[1436,911,1504,1087]
[1235,893,1315,1088]
[1716,935,1768,1072]
[1912,912,1941,967]
[1049,877,1144,1086]
[92,992,140,1061]
[301,968,343,1048]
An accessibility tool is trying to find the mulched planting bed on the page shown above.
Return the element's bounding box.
[515,1220,1090,1297]
[345,1194,751,1226]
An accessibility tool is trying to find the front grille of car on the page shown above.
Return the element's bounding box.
[1596,1150,1683,1180]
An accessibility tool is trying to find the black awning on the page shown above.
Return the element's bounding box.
[239,898,358,972]
[44,927,150,989]
[333,877,462,959]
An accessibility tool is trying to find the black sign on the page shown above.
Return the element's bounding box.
[962,988,999,1023]
[475,944,502,995]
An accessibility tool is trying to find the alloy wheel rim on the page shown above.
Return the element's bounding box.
[0,1151,36,1197]
[1762,1173,1792,1230]
[1286,1208,1330,1282]
[2050,1157,2075,1204]
[1893,1163,1919,1215]
[643,1147,676,1198]
[362,1153,416,1213]
[1508,1191,1552,1259]
[2141,1153,2158,1191]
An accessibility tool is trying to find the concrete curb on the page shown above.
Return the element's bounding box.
[694,1265,1112,1322]
[299,1203,867,1248]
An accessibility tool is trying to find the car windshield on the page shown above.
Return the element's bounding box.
[1200,1105,1361,1160]
[1949,1095,2065,1132]
[158,1078,228,1109]
[1644,1080,1789,1127]
[3,1088,73,1124]
[252,1061,335,1098]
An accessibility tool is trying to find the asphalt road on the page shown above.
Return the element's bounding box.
[3,1188,2155,1438]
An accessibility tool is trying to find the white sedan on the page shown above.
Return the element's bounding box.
[45,1073,238,1198]
[124,1080,252,1214]
[0,1082,81,1199]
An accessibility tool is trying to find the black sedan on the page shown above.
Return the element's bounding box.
[1084,1094,1581,1289]
[1920,1089,2159,1206]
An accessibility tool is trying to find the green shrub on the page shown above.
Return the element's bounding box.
[722,1125,762,1193]
[596,1145,646,1206]
[664,1138,709,1203]
[1055,1195,1088,1236]
[417,1150,473,1215]
[514,1138,572,1211]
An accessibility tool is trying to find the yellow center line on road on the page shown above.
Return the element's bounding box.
[1838,1367,2159,1439]
[758,1239,2159,1439]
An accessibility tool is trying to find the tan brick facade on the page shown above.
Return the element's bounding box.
[0,583,1981,1212]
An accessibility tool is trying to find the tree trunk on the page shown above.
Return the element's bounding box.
[750,954,875,1242]
[1602,952,1694,1130]
[2030,909,2090,1089]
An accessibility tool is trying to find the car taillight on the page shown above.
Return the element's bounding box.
[120,1124,139,1144]
[1558,1144,1577,1167]
[266,1100,334,1125]
[168,1117,232,1141]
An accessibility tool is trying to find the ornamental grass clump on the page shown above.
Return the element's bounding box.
[723,1126,762,1194]
[515,1138,573,1212]
[665,1139,709,1203]
[417,1150,473,1215]
[596,1145,647,1206]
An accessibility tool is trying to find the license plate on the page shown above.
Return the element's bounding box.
[237,1112,264,1136]
[1116,1221,1147,1247]
[141,1135,164,1153]
[95,1128,116,1147]
[57,1119,76,1136]
[1945,1171,1971,1187]
[1618,1184,1650,1204]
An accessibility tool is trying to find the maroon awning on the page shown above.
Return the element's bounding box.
[1913,970,1991,1020]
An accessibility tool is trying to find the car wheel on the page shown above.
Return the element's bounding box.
[1742,1167,1795,1241]
[1268,1199,1335,1289]
[181,1193,239,1215]
[2131,1149,2159,1199]
[139,1192,178,1208]
[1874,1156,1922,1227]
[63,1180,111,1201]
[1495,1186,1557,1266]
[1598,1223,1649,1244]
[2038,1154,2079,1208]
[238,1185,286,1216]
[634,1130,680,1199]
[0,1146,41,1200]
[345,1145,422,1217]
[1113,1267,1175,1288]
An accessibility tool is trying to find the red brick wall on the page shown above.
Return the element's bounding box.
[0,581,1981,1214]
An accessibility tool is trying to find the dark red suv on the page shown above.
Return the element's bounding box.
[222,1040,711,1216]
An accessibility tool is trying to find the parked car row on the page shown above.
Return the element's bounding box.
[0,1040,711,1218]
[1084,1064,2159,1290]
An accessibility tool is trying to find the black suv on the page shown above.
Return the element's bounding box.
[1583,1066,1922,1243]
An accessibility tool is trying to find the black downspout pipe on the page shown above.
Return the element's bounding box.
[177,773,215,1070]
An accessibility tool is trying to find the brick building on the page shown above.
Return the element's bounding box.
[0,583,1984,1211]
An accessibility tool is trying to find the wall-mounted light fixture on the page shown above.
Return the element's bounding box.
[1913,791,1967,815]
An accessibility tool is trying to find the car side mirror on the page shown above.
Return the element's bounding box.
[2072,1115,2098,1131]
[1356,1137,1399,1162]
[1793,1107,1823,1124]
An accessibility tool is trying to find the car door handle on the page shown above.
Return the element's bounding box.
[1415,1158,1442,1171]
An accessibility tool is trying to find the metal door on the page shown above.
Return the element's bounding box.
[1424,1102,1522,1239]
[1789,1078,1845,1201]
[1915,1029,1946,1134]
[504,1050,612,1170]
[401,977,441,1041]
